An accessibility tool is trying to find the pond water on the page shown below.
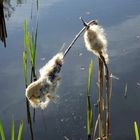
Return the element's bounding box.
[0,0,140,140]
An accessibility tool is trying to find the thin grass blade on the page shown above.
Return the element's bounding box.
[0,120,5,140]
[23,51,28,85]
[87,60,94,138]
[87,59,93,94]
[134,121,140,140]
[11,119,14,140]
[23,19,27,48]
[17,121,23,140]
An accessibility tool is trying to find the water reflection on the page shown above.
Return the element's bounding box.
[0,0,7,47]
[0,0,140,139]
[3,0,15,18]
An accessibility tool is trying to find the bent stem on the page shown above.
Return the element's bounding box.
[63,18,97,57]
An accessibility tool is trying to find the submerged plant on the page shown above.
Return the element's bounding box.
[26,53,63,109]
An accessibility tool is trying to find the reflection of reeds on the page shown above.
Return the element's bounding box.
[0,0,7,47]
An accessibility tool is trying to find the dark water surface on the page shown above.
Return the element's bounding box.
[0,0,140,140]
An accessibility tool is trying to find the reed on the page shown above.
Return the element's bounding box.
[134,121,140,140]
[23,18,39,140]
[81,17,111,140]
[11,119,15,140]
[0,120,5,140]
[87,60,94,139]
[98,58,104,139]
[0,119,23,140]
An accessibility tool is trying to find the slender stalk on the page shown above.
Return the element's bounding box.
[98,58,104,139]
[134,121,140,140]
[63,19,97,57]
[0,120,5,140]
[25,98,34,140]
[93,114,100,140]
[30,66,37,122]
[17,121,24,140]
[87,60,94,140]
[99,54,110,140]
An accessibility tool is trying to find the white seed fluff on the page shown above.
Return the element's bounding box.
[25,53,63,109]
[84,24,109,63]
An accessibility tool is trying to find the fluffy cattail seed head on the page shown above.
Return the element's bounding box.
[25,53,63,109]
[84,24,109,63]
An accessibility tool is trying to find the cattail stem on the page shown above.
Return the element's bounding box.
[94,114,100,140]
[63,18,97,57]
[80,17,89,28]
[26,98,34,140]
[99,54,110,140]
[30,66,37,122]
[98,58,104,139]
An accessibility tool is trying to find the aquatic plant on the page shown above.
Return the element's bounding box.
[24,16,111,140]
[23,18,39,140]
[0,119,23,140]
[82,17,110,140]
[87,60,94,139]
[25,18,97,109]
[26,53,63,109]
[134,121,140,140]
[84,22,108,63]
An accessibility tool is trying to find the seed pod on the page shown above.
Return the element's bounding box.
[84,24,109,63]
[25,53,63,109]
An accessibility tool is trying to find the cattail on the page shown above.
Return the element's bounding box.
[84,24,109,63]
[25,53,63,109]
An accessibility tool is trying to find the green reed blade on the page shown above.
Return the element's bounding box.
[87,59,93,95]
[87,60,93,138]
[34,15,38,52]
[17,121,23,140]
[0,120,5,140]
[32,14,38,67]
[31,35,36,67]
[11,119,14,140]
[23,51,28,85]
[23,19,27,48]
[134,121,140,140]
